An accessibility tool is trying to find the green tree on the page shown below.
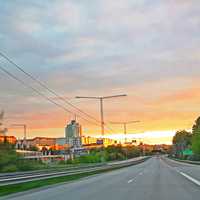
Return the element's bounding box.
[0,111,19,172]
[172,130,192,158]
[192,117,200,157]
[28,145,39,151]
[0,141,19,172]
[173,130,192,146]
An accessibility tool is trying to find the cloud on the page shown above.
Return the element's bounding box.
[156,87,200,104]
[0,0,200,139]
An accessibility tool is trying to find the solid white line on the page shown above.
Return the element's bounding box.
[179,172,200,186]
[161,158,200,187]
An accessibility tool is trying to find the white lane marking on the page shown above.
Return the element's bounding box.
[128,170,145,184]
[161,158,200,187]
[179,172,200,186]
[160,158,176,170]
[128,179,134,183]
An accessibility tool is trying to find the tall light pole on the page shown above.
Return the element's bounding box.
[76,94,127,137]
[110,121,140,143]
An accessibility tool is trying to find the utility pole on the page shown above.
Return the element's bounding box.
[76,94,127,137]
[10,124,27,149]
[10,124,27,139]
[110,121,140,143]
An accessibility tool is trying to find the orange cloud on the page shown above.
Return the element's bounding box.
[156,87,200,104]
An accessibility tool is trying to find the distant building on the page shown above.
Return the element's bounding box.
[28,137,56,147]
[17,137,56,150]
[65,120,82,138]
[81,136,98,145]
[65,120,82,148]
[0,135,16,144]
[102,138,116,146]
[81,136,116,148]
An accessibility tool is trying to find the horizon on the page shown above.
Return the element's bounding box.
[5,127,192,145]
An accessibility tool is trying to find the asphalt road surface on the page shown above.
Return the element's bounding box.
[2,157,200,200]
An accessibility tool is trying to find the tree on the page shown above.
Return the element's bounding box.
[28,145,39,151]
[192,117,200,157]
[173,130,192,146]
[0,141,19,172]
[172,130,192,158]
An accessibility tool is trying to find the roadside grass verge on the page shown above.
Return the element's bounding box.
[0,158,149,197]
[0,167,119,197]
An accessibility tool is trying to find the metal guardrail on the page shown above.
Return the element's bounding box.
[0,163,105,179]
[0,157,149,186]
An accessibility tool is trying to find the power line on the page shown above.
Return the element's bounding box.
[0,51,101,124]
[0,65,101,127]
[0,65,117,134]
[0,51,118,134]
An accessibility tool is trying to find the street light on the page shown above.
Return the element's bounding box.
[76,94,127,136]
[110,121,140,143]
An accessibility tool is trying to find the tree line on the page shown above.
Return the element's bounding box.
[172,116,200,160]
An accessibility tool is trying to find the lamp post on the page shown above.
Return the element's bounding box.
[76,94,127,137]
[110,121,140,143]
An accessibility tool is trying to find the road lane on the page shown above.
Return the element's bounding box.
[131,157,200,200]
[1,157,200,200]
[162,157,200,182]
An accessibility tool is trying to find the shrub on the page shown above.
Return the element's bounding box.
[1,164,18,173]
[0,142,19,172]
[16,160,45,171]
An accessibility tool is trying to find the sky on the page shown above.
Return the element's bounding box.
[0,0,200,144]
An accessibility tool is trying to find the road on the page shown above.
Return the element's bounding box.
[2,157,200,200]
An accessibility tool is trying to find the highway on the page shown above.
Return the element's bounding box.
[1,157,200,200]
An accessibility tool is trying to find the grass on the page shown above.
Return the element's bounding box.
[0,167,116,197]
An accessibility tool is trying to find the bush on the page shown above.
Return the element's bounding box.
[1,164,18,173]
[58,160,66,165]
[16,160,45,171]
[0,142,19,172]
[75,154,102,164]
[66,159,73,164]
[192,133,200,158]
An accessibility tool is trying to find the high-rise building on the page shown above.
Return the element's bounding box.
[65,120,82,148]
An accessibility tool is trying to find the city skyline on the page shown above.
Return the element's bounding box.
[0,1,200,144]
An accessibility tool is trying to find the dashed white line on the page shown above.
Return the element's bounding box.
[127,170,145,184]
[128,179,134,183]
[179,172,200,186]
